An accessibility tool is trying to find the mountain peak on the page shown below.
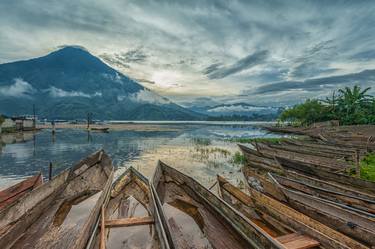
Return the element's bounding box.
[50,45,90,56]
[18,45,115,74]
[0,46,205,120]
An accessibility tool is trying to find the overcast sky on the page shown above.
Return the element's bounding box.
[1,0,375,106]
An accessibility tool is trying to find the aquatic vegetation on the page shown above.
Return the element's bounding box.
[360,153,375,182]
[231,151,246,165]
[191,137,212,146]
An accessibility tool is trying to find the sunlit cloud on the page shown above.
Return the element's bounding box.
[1,0,375,106]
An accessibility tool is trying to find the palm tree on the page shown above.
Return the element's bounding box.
[337,85,373,124]
[323,90,338,116]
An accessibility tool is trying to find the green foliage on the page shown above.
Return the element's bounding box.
[1,127,16,133]
[279,99,330,125]
[232,151,246,165]
[0,115,4,125]
[279,85,375,125]
[360,153,375,182]
[191,137,212,146]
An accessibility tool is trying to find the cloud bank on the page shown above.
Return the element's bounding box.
[1,0,375,105]
[0,79,35,97]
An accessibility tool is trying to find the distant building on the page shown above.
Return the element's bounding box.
[0,115,37,133]
[12,116,35,131]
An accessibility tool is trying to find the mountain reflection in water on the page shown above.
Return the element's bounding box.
[0,123,280,188]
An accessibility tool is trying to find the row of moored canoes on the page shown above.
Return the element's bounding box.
[0,142,374,248]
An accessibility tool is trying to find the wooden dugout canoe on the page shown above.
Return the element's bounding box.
[275,156,375,195]
[242,166,375,247]
[88,166,170,249]
[239,144,375,212]
[151,160,286,249]
[90,127,109,132]
[0,150,114,249]
[269,173,375,215]
[252,142,350,171]
[261,140,355,161]
[0,173,43,210]
[217,175,368,249]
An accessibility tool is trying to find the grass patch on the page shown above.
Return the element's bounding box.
[226,137,287,144]
[191,137,211,146]
[360,153,375,182]
[1,127,17,133]
[231,151,246,165]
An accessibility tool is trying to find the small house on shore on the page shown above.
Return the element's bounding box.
[12,116,35,131]
[0,115,36,133]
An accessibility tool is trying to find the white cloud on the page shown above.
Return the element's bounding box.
[0,78,35,97]
[129,89,171,105]
[47,87,101,98]
[208,105,276,113]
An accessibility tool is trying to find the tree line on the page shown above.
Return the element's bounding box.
[279,85,375,126]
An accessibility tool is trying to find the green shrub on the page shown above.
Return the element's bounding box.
[360,153,375,182]
[232,151,246,165]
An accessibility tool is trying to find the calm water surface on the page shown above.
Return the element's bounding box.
[0,123,281,189]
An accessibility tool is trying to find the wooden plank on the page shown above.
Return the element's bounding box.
[104,216,154,228]
[100,206,106,249]
[280,234,320,249]
[276,233,301,243]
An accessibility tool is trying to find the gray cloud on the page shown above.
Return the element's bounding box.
[254,69,375,94]
[1,0,375,105]
[205,50,269,79]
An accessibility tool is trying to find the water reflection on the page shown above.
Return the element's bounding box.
[106,196,157,249]
[0,123,279,187]
[53,190,102,228]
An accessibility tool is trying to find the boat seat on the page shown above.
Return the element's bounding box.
[103,216,154,228]
[276,233,320,249]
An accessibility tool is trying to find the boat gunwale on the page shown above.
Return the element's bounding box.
[152,160,286,249]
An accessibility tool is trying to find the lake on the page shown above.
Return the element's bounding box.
[0,122,281,190]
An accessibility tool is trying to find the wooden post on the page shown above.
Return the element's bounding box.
[49,162,53,180]
[33,104,36,131]
[87,113,90,130]
[52,120,56,135]
[355,149,360,178]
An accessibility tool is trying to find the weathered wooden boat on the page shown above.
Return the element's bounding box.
[217,175,369,249]
[0,173,43,210]
[242,166,375,246]
[88,166,170,249]
[240,144,375,206]
[90,127,109,132]
[280,139,361,160]
[275,156,375,195]
[0,150,114,249]
[269,172,375,215]
[253,141,350,171]
[262,140,355,161]
[152,160,286,249]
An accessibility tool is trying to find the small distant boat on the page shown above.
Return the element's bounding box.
[217,175,367,249]
[0,150,114,249]
[0,173,43,210]
[88,166,170,249]
[90,127,109,132]
[151,160,286,249]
